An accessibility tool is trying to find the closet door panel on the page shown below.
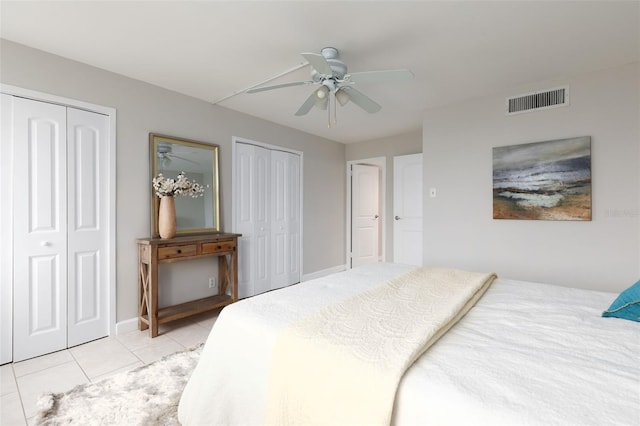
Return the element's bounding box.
[271,151,301,290]
[67,108,109,347]
[1,94,13,364]
[271,151,287,289]
[253,146,271,295]
[13,98,68,362]
[287,154,301,284]
[235,145,254,298]
[235,143,270,298]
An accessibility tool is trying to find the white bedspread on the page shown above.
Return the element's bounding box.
[266,267,495,425]
[178,263,640,426]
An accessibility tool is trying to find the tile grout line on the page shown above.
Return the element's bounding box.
[11,363,29,426]
[6,311,219,424]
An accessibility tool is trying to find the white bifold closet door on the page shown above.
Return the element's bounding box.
[235,143,301,298]
[11,97,109,362]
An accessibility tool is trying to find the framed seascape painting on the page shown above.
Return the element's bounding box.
[493,136,591,221]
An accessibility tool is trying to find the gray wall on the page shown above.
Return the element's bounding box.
[0,39,346,322]
[346,130,422,261]
[422,62,640,292]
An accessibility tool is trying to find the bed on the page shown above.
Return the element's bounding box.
[178,263,640,425]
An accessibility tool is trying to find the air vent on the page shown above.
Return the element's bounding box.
[506,86,569,115]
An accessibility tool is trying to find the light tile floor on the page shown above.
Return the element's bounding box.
[0,309,219,426]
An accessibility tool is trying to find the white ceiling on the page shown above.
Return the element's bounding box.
[1,1,638,144]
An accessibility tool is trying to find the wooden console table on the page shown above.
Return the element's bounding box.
[136,233,241,337]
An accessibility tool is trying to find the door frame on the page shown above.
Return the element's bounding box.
[346,157,386,269]
[0,84,117,353]
[231,136,304,291]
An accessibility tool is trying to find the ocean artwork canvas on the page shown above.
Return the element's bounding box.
[493,136,591,221]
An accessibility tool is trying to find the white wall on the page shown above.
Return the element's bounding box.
[0,39,346,322]
[423,63,640,292]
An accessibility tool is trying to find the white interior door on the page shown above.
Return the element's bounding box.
[286,153,301,286]
[271,150,301,290]
[235,143,270,298]
[253,146,271,295]
[351,164,381,268]
[67,108,109,347]
[13,97,68,362]
[1,94,14,364]
[393,153,423,266]
[235,143,252,297]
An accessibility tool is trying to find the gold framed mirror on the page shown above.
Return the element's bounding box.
[150,133,220,237]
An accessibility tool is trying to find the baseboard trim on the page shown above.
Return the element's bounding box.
[115,317,139,335]
[302,264,347,282]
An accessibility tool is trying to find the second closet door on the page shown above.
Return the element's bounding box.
[235,143,301,298]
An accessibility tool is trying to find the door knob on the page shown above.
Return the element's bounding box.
[394,216,401,220]
[41,241,51,247]
[373,215,379,220]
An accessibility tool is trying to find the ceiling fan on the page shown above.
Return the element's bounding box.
[157,142,199,168]
[246,47,413,127]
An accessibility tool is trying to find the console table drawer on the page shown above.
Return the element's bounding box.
[158,244,197,260]
[202,240,235,254]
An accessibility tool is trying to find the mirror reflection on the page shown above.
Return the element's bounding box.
[150,133,220,236]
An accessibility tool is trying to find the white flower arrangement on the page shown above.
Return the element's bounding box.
[152,172,205,198]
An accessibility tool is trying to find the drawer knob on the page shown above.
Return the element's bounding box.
[177,249,182,254]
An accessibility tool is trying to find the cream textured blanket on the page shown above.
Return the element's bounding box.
[265,266,496,426]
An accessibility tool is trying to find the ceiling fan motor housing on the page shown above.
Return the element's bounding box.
[157,142,172,155]
[311,47,348,80]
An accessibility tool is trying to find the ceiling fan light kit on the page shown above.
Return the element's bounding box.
[247,47,413,127]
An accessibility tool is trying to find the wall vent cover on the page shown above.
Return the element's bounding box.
[506,86,569,115]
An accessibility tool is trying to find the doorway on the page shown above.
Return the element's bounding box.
[346,157,386,269]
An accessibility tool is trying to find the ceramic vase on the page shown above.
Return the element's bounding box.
[158,196,177,239]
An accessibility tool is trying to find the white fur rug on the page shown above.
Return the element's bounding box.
[36,344,202,425]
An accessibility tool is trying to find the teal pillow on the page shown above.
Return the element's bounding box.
[602,279,640,322]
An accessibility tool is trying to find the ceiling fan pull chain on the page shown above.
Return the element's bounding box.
[333,90,338,125]
[327,94,332,128]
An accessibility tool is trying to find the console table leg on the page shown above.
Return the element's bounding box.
[138,262,150,331]
[218,256,227,297]
[232,248,238,301]
[149,260,159,337]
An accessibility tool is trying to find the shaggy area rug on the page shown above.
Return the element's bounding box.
[36,344,202,425]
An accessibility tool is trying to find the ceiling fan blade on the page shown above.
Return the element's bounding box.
[339,86,382,113]
[295,92,318,116]
[347,69,414,83]
[301,52,333,76]
[168,153,199,165]
[246,81,313,94]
